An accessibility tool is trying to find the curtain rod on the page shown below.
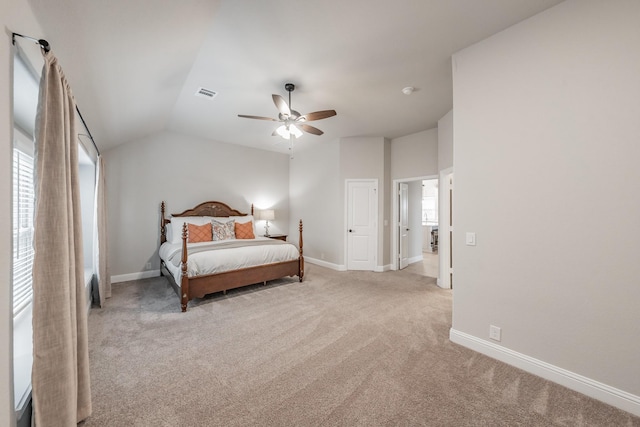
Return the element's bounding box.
[12,32,101,156]
[11,32,50,53]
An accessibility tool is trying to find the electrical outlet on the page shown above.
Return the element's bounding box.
[489,325,502,342]
[145,262,151,270]
[320,253,325,260]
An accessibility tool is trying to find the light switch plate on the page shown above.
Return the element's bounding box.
[466,232,476,246]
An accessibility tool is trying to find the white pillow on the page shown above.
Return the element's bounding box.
[169,216,214,244]
[165,222,173,243]
[230,215,257,236]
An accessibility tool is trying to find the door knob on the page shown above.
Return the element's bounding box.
[348,229,353,233]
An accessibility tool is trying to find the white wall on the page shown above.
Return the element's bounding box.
[437,110,453,288]
[291,130,440,271]
[340,137,390,268]
[451,0,640,415]
[289,140,342,266]
[391,128,438,180]
[437,110,453,171]
[3,1,45,424]
[104,130,290,278]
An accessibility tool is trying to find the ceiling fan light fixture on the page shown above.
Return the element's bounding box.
[276,125,290,139]
[290,124,303,138]
[239,83,337,142]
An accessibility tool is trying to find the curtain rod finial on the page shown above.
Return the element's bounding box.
[38,39,50,53]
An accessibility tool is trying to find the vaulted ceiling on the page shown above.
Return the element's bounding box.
[27,0,563,154]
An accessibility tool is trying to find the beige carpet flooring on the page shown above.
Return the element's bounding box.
[81,265,639,426]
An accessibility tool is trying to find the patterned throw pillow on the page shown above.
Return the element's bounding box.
[187,222,212,243]
[234,220,255,239]
[212,219,235,241]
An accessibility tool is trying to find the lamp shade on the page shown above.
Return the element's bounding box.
[260,209,275,221]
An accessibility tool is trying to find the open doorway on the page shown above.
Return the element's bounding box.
[392,177,439,279]
[420,179,439,277]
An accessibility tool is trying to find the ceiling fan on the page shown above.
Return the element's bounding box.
[238,83,336,139]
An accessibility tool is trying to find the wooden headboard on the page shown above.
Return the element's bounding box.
[160,201,254,244]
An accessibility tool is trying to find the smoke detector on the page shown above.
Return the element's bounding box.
[402,86,415,95]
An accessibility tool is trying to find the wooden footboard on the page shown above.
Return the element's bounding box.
[160,201,304,312]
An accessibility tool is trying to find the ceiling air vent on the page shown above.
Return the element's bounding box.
[195,87,217,100]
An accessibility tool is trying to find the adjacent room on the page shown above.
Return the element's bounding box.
[3,0,640,425]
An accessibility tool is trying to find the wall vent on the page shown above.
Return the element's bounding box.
[195,87,217,100]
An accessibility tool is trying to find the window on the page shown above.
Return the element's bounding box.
[12,47,39,418]
[12,146,35,317]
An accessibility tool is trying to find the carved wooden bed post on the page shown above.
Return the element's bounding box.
[299,220,304,282]
[160,201,167,244]
[180,223,189,312]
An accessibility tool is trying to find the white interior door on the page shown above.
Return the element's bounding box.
[347,180,377,271]
[399,182,409,269]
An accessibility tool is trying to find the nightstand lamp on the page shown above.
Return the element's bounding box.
[259,209,275,237]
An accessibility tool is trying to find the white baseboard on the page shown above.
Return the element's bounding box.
[408,255,424,264]
[436,278,451,289]
[449,329,640,417]
[374,264,392,272]
[305,257,391,273]
[111,269,161,284]
[305,257,346,271]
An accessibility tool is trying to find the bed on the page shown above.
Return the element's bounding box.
[159,201,304,312]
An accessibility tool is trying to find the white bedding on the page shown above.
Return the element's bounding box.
[159,237,299,283]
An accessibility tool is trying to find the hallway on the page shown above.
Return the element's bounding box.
[404,251,438,278]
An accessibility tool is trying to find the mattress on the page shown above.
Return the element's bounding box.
[159,237,299,283]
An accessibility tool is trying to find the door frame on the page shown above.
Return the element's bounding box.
[438,168,453,289]
[344,179,379,271]
[399,182,410,269]
[391,175,437,271]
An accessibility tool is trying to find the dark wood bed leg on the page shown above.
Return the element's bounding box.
[180,223,189,312]
[298,220,304,282]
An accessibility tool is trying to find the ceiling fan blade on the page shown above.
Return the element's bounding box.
[238,114,278,121]
[298,110,337,122]
[300,123,324,136]
[272,94,291,116]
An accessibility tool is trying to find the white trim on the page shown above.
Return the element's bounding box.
[449,329,640,417]
[374,264,392,272]
[111,270,160,284]
[305,257,346,271]
[438,168,453,289]
[408,255,423,265]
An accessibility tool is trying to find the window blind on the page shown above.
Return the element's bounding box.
[12,148,35,317]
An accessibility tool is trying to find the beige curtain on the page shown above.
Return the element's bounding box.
[32,51,92,425]
[94,155,111,306]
